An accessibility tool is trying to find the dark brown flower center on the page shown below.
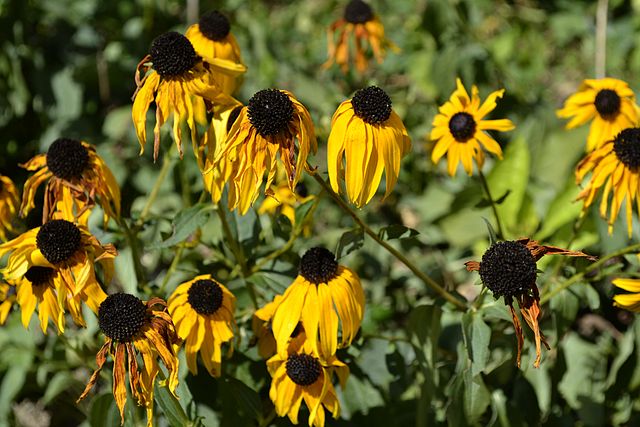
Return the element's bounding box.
[299,247,338,284]
[150,32,198,77]
[199,10,231,41]
[344,0,374,24]
[449,112,476,142]
[46,138,89,180]
[187,279,223,315]
[24,266,55,287]
[36,220,82,265]
[248,89,294,137]
[594,89,621,119]
[98,293,147,342]
[613,128,640,170]
[285,353,321,386]
[351,86,392,125]
[478,241,538,299]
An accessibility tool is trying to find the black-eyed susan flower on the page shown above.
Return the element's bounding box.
[271,247,364,360]
[0,175,19,242]
[465,238,594,368]
[77,293,179,427]
[0,282,16,325]
[132,31,237,161]
[0,219,115,317]
[258,174,315,234]
[576,127,640,236]
[557,78,639,152]
[20,138,121,226]
[11,266,64,334]
[267,337,348,427]
[214,89,317,214]
[167,275,236,377]
[327,86,410,207]
[324,0,398,73]
[251,294,306,359]
[430,78,515,176]
[612,278,640,311]
[185,10,246,96]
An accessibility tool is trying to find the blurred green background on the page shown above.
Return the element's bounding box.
[3,0,640,426]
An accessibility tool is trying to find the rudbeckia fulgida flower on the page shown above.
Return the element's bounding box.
[0,282,16,325]
[185,10,246,96]
[0,175,19,241]
[214,88,317,214]
[271,247,364,360]
[252,294,307,359]
[9,266,64,334]
[167,275,236,377]
[20,138,120,225]
[132,31,237,161]
[324,0,398,73]
[328,86,410,207]
[77,293,179,427]
[557,78,639,152]
[576,127,640,237]
[430,78,515,176]
[465,238,594,368]
[612,278,640,311]
[0,219,115,318]
[267,334,348,427]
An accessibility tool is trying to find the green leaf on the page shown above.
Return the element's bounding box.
[0,367,27,422]
[475,189,511,208]
[378,224,420,241]
[461,312,491,375]
[536,181,582,241]
[482,217,498,245]
[463,369,491,424]
[42,371,78,405]
[89,393,122,427]
[155,203,214,248]
[155,383,191,427]
[294,197,316,226]
[222,376,262,420]
[335,227,364,259]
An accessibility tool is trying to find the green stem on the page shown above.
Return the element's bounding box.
[159,244,185,295]
[477,169,505,240]
[138,151,176,226]
[545,215,586,292]
[118,218,147,287]
[540,242,640,305]
[311,173,467,311]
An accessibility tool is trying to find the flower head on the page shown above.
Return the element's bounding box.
[20,138,120,226]
[132,31,237,161]
[576,127,640,237]
[271,247,364,360]
[465,238,594,368]
[251,294,306,359]
[214,89,317,214]
[0,175,19,241]
[612,278,640,311]
[557,78,639,151]
[430,78,515,176]
[327,86,411,207]
[10,266,63,334]
[77,294,179,427]
[324,0,398,73]
[167,275,236,376]
[258,172,315,233]
[185,10,247,95]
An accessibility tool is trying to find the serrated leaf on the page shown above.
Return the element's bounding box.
[336,227,364,259]
[378,224,420,241]
[154,203,213,248]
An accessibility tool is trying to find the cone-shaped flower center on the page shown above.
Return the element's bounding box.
[36,220,82,264]
[46,138,89,180]
[199,10,231,41]
[150,32,198,77]
[344,0,374,24]
[594,89,621,118]
[352,86,392,125]
[226,105,243,133]
[299,247,338,284]
[613,128,640,170]
[187,279,223,315]
[25,266,55,287]
[449,112,476,142]
[248,89,294,137]
[479,241,537,298]
[98,293,147,342]
[286,353,321,386]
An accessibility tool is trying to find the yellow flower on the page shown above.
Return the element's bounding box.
[77,294,179,427]
[185,10,246,96]
[0,282,16,325]
[9,267,64,334]
[465,239,594,368]
[271,247,364,360]
[557,78,639,152]
[132,31,236,161]
[575,127,640,237]
[252,294,306,359]
[327,86,411,207]
[324,0,398,73]
[258,178,314,232]
[0,175,19,241]
[215,89,317,214]
[612,278,640,311]
[0,219,115,318]
[167,275,236,377]
[430,78,515,176]
[267,337,348,427]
